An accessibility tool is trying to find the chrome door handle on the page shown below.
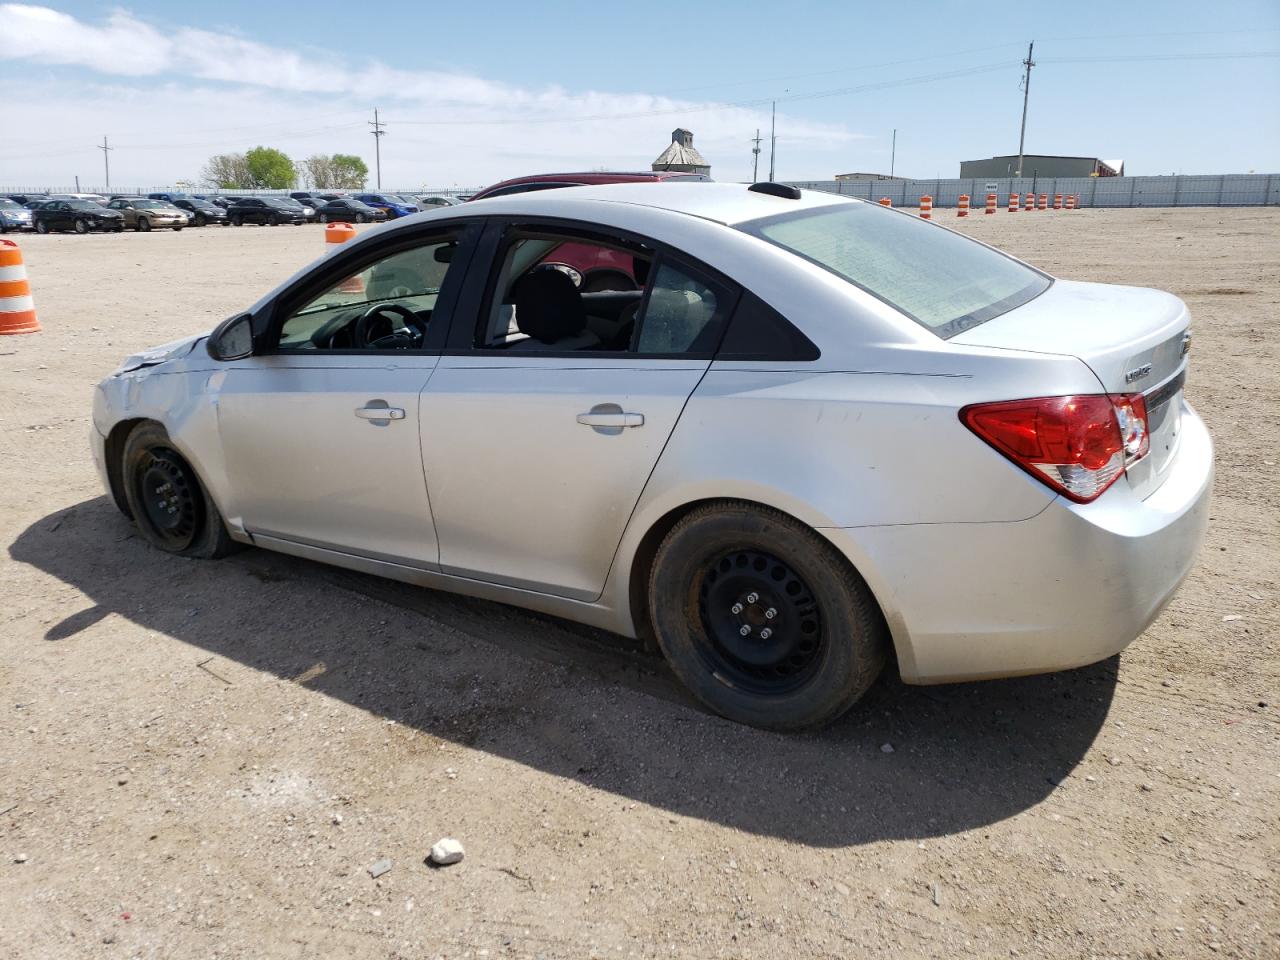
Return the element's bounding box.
[355,405,405,421]
[576,412,643,428]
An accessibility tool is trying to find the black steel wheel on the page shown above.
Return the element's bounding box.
[133,448,203,551]
[696,549,823,695]
[119,422,240,559]
[649,501,887,730]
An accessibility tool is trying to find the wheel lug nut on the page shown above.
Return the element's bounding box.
[765,608,777,620]
[739,625,751,637]
[760,628,772,640]
[746,592,759,604]
[730,603,743,615]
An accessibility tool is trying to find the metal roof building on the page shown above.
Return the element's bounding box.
[652,129,711,176]
[960,155,1124,178]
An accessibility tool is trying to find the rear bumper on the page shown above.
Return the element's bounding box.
[823,400,1214,684]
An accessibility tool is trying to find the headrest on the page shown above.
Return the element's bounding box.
[513,268,586,343]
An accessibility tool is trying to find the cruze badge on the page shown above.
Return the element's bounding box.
[1125,363,1153,384]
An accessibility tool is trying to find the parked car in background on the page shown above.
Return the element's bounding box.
[317,198,386,223]
[49,192,110,206]
[226,197,305,226]
[106,197,188,231]
[273,196,317,221]
[34,199,124,233]
[147,192,195,203]
[468,170,710,202]
[353,193,419,218]
[296,197,326,213]
[416,195,461,208]
[91,182,1211,730]
[6,194,45,206]
[0,198,34,232]
[171,198,228,226]
[23,199,51,210]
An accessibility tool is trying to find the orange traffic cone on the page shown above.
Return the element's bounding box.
[0,239,39,335]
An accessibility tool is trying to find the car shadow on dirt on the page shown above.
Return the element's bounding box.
[12,498,1118,848]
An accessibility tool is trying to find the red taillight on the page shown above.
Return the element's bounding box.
[961,394,1150,503]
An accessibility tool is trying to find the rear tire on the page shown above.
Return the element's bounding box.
[230,215,242,227]
[648,502,887,731]
[35,219,49,234]
[120,422,240,560]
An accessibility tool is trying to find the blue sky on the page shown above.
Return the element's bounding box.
[1,1,1277,190]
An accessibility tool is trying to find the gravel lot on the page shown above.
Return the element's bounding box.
[1,208,1277,959]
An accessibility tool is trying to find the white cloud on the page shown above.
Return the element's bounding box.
[0,4,864,188]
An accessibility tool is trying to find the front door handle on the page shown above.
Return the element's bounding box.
[355,404,405,421]
[576,412,644,428]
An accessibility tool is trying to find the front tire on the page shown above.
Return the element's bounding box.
[355,213,367,224]
[120,423,239,559]
[73,218,89,234]
[648,502,887,731]
[138,217,151,232]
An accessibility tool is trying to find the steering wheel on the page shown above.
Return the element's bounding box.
[354,301,427,350]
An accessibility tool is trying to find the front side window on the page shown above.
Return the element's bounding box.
[740,202,1050,338]
[277,235,460,351]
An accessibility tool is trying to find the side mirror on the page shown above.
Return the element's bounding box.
[207,312,255,361]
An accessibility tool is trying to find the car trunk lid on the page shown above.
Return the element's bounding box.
[952,279,1192,500]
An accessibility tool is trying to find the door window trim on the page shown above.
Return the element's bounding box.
[446,216,741,360]
[260,219,484,357]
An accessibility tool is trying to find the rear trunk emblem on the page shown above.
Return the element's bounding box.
[1125,363,1153,384]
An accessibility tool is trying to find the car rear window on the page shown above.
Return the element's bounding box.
[739,202,1050,338]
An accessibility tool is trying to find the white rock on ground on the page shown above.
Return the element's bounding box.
[429,838,465,866]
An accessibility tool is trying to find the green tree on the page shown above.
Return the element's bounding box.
[330,154,369,189]
[302,154,334,189]
[244,146,296,189]
[201,153,251,189]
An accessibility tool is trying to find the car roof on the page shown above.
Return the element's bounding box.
[462,181,850,226]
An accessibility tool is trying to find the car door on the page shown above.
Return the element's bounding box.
[46,202,69,229]
[108,199,133,228]
[420,220,736,601]
[212,221,481,567]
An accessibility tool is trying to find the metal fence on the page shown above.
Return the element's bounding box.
[786,174,1280,208]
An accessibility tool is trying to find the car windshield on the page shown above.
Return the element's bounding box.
[739,202,1051,338]
[0,199,21,210]
[133,200,169,209]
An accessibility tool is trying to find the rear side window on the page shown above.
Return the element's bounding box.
[740,203,1050,338]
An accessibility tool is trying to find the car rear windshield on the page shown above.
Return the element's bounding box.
[739,202,1051,338]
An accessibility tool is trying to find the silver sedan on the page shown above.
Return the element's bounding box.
[90,182,1212,730]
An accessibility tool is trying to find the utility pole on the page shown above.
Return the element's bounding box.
[751,129,762,182]
[369,108,387,189]
[768,102,776,181]
[890,128,896,178]
[1016,42,1035,178]
[97,135,113,191]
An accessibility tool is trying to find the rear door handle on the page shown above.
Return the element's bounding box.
[355,405,405,421]
[576,412,644,428]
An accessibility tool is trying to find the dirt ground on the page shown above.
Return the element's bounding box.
[1,207,1276,959]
